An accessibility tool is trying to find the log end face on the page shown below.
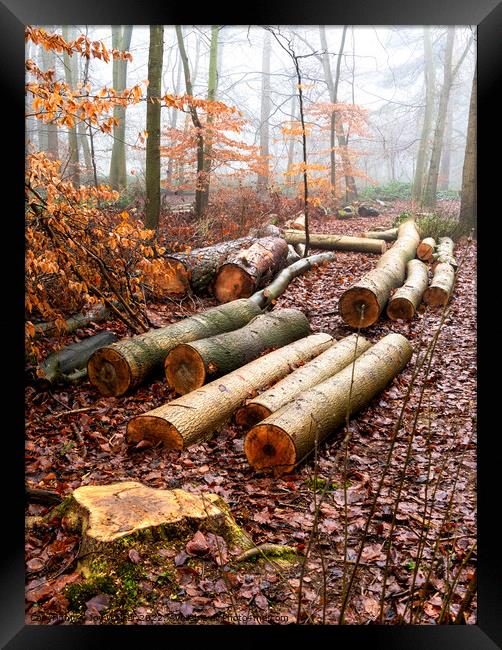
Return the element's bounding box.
[386,297,414,321]
[163,259,191,295]
[424,287,449,307]
[416,243,433,262]
[244,424,296,476]
[165,344,206,395]
[339,287,380,328]
[235,403,272,429]
[87,348,131,397]
[127,415,184,450]
[214,264,254,303]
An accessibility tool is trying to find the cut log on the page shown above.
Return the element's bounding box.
[424,262,455,306]
[164,308,310,395]
[358,205,380,217]
[284,231,386,254]
[235,333,372,428]
[286,245,301,265]
[248,224,282,238]
[386,259,429,321]
[339,218,420,327]
[33,304,111,338]
[294,243,306,257]
[416,237,436,262]
[162,237,255,295]
[87,299,262,396]
[127,333,334,449]
[432,237,457,271]
[213,236,289,303]
[244,333,412,475]
[36,330,118,387]
[364,228,398,242]
[250,252,335,309]
[285,213,306,231]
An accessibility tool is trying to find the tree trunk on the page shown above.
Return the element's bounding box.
[164,308,310,394]
[386,259,429,321]
[244,333,412,475]
[145,25,164,231]
[40,46,59,159]
[416,237,436,261]
[34,303,111,338]
[424,262,455,306]
[36,330,118,387]
[213,236,289,303]
[459,65,477,236]
[127,333,334,449]
[235,333,372,428]
[284,231,386,254]
[62,25,80,186]
[285,213,306,230]
[250,252,335,308]
[163,236,255,295]
[109,26,133,190]
[87,299,262,396]
[257,31,272,193]
[201,25,219,211]
[339,219,420,327]
[286,245,301,265]
[363,228,398,242]
[432,237,457,270]
[438,102,453,191]
[412,28,435,203]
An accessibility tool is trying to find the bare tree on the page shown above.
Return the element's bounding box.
[62,25,80,185]
[459,64,476,236]
[257,31,272,194]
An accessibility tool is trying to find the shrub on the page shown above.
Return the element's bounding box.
[392,209,468,241]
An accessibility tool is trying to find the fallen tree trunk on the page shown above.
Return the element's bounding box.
[285,213,306,231]
[424,262,455,306]
[213,237,289,303]
[36,330,118,387]
[284,231,386,254]
[432,237,457,271]
[127,333,334,449]
[164,309,310,395]
[294,243,306,257]
[363,228,398,242]
[163,237,255,295]
[416,237,436,262]
[386,259,429,321]
[235,333,372,428]
[339,218,420,327]
[33,304,111,338]
[244,333,412,475]
[87,299,262,396]
[286,245,301,265]
[250,252,335,309]
[248,224,282,238]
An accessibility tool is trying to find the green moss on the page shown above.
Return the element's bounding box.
[65,576,115,612]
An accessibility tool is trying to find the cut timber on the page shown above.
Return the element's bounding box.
[424,262,455,306]
[164,308,310,395]
[248,224,282,238]
[284,231,386,255]
[214,236,289,303]
[37,330,118,387]
[127,333,333,449]
[432,237,457,271]
[34,304,111,338]
[416,237,436,262]
[339,218,420,327]
[163,236,254,295]
[235,333,372,428]
[286,245,301,265]
[387,259,429,321]
[250,252,335,309]
[87,299,262,396]
[294,243,306,257]
[364,228,398,242]
[285,213,306,231]
[244,333,412,475]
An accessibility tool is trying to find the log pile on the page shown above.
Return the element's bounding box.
[235,333,372,428]
[284,231,386,255]
[424,262,455,306]
[164,308,310,395]
[244,333,412,475]
[339,218,420,327]
[387,259,429,321]
[363,228,398,242]
[432,237,457,271]
[213,236,289,303]
[416,237,436,262]
[127,333,334,449]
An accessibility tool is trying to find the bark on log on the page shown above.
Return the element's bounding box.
[432,237,457,271]
[235,333,372,428]
[127,333,334,449]
[244,333,412,475]
[163,237,255,295]
[250,252,335,309]
[248,224,282,238]
[294,243,305,257]
[285,213,306,231]
[424,262,455,306]
[213,236,289,303]
[339,219,420,327]
[416,237,436,262]
[386,259,429,321]
[37,330,118,387]
[164,308,310,395]
[364,228,398,242]
[87,299,262,396]
[284,231,386,254]
[286,245,301,265]
[34,304,111,338]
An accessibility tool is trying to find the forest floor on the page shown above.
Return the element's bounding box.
[25,199,477,625]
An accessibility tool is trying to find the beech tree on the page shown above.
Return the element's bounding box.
[459,64,476,236]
